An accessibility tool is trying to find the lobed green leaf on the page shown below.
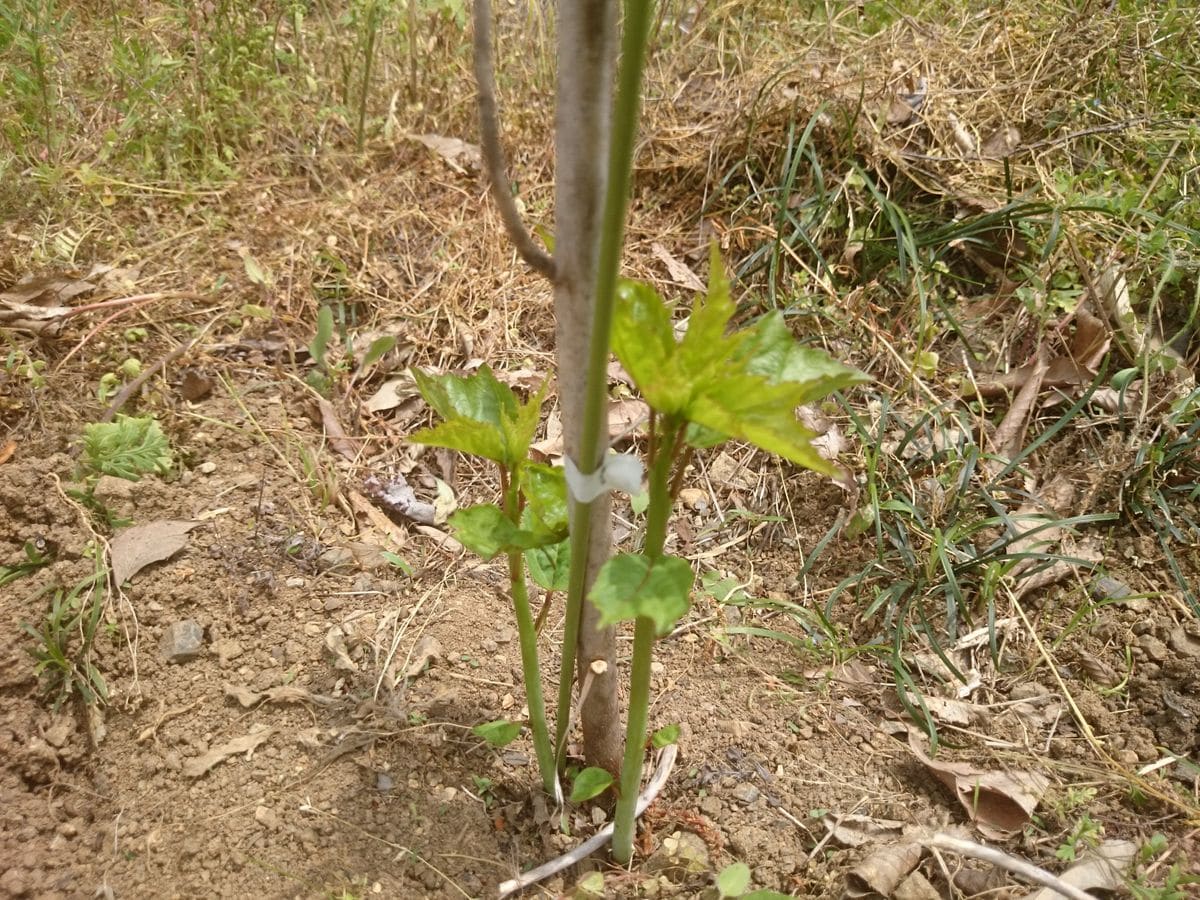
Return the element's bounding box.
[611,247,868,474]
[590,553,693,636]
[526,539,570,591]
[410,366,546,467]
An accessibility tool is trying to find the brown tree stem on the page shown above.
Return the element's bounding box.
[472,0,556,280]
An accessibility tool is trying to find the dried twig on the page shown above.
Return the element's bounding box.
[472,0,556,280]
[99,337,198,424]
[927,832,1097,900]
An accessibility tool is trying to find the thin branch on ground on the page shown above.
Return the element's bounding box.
[927,832,1098,900]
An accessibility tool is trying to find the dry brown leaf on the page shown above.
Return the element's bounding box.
[364,376,419,413]
[183,728,272,778]
[404,133,482,174]
[347,488,410,548]
[989,355,1047,467]
[823,813,906,848]
[404,635,443,678]
[414,524,464,555]
[921,695,980,727]
[316,397,359,463]
[609,398,650,439]
[223,683,338,709]
[0,272,97,307]
[907,732,1047,838]
[530,410,564,459]
[110,520,201,586]
[1026,839,1136,900]
[651,242,706,292]
[846,840,923,897]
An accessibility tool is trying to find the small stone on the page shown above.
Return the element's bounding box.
[0,866,30,897]
[213,640,244,666]
[254,806,281,830]
[495,627,515,644]
[316,546,357,573]
[375,772,394,792]
[699,796,722,817]
[197,461,217,475]
[286,576,306,588]
[591,806,606,827]
[159,620,205,663]
[645,831,709,882]
[1168,626,1200,658]
[731,783,760,804]
[1138,634,1169,663]
[650,661,665,674]
[92,475,135,501]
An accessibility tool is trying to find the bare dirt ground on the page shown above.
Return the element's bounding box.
[2,360,1198,898]
[3,4,1200,899]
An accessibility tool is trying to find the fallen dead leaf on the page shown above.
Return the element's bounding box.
[364,376,419,413]
[183,728,273,778]
[651,242,706,292]
[404,635,443,678]
[404,132,482,175]
[1026,839,1136,899]
[822,813,906,848]
[110,520,201,586]
[846,840,923,897]
[223,683,339,709]
[907,731,1048,838]
[530,410,564,459]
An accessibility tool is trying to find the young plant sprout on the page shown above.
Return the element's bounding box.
[409,368,568,798]
[598,247,869,863]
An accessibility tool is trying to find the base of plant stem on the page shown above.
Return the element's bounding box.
[496,744,678,898]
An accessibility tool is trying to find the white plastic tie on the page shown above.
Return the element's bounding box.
[563,453,644,502]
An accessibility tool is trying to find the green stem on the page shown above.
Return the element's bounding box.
[509,548,557,796]
[504,473,556,796]
[554,0,656,769]
[611,420,678,864]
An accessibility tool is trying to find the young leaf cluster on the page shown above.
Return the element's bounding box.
[81,415,172,481]
[611,246,868,473]
[410,365,566,795]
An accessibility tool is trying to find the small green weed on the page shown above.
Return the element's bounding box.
[21,561,109,709]
[715,861,791,899]
[1055,813,1103,863]
[75,414,173,527]
[0,538,54,587]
